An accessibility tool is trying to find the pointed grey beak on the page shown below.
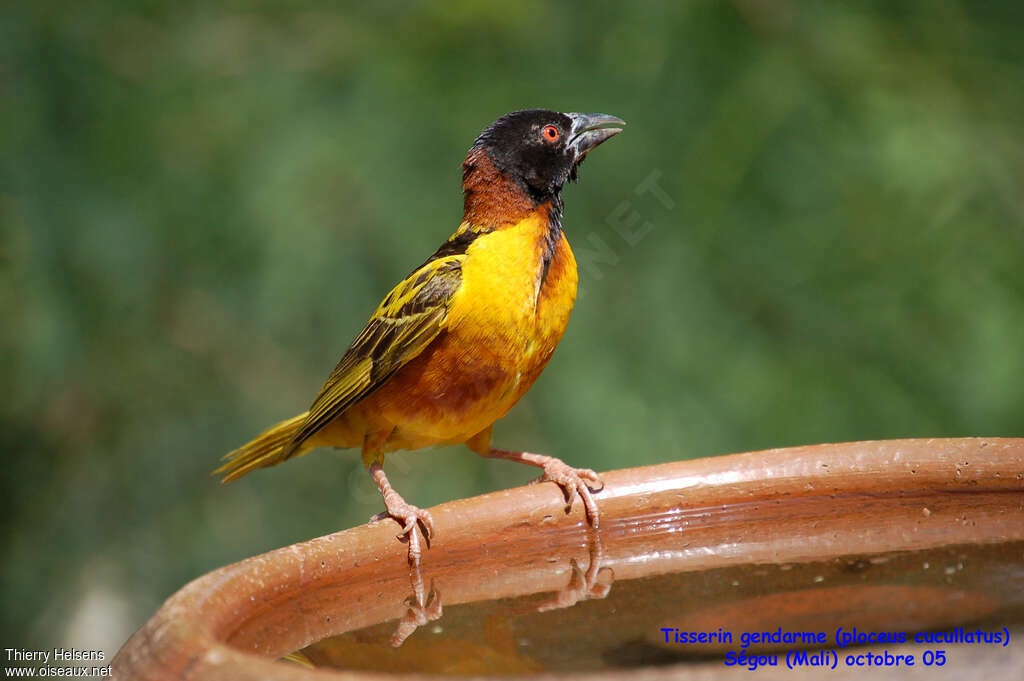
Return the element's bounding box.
[567,112,625,161]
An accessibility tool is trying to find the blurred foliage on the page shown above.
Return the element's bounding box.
[3,0,1023,658]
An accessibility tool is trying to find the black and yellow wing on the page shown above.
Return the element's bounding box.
[214,230,479,483]
[282,250,466,456]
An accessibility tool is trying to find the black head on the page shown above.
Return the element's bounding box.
[470,109,625,202]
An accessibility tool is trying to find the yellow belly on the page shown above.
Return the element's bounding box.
[316,213,578,456]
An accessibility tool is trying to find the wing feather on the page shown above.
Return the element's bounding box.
[284,255,465,454]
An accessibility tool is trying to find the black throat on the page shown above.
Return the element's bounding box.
[537,195,565,294]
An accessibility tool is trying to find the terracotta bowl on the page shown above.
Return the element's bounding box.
[111,438,1024,680]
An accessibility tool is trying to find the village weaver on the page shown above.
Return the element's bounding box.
[216,109,625,565]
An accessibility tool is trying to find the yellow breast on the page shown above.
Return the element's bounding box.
[451,212,578,373]
[356,211,578,450]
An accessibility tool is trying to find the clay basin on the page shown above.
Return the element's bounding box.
[112,438,1024,679]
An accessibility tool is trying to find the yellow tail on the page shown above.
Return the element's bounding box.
[214,412,309,483]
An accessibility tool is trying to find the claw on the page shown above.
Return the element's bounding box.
[370,507,433,541]
[418,511,436,540]
[535,461,603,528]
[576,468,604,492]
[377,505,434,565]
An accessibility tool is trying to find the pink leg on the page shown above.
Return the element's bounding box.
[368,463,435,566]
[483,448,604,527]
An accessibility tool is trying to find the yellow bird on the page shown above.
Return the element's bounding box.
[216,109,625,564]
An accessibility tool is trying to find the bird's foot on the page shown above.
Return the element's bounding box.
[369,501,435,540]
[368,501,432,565]
[483,448,604,526]
[370,499,434,566]
[368,463,435,566]
[529,457,604,527]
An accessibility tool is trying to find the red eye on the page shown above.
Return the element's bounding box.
[542,125,559,142]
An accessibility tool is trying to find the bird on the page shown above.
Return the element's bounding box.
[215,109,625,565]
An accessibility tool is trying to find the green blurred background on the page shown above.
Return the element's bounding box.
[3,0,1023,660]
